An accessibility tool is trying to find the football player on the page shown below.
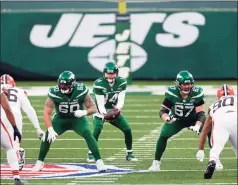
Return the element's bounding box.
[148,70,223,171]
[1,74,44,170]
[197,84,237,179]
[86,61,137,162]
[32,71,107,172]
[1,87,24,185]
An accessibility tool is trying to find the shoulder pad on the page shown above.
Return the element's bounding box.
[191,86,204,99]
[165,86,179,101]
[48,86,62,99]
[117,77,127,87]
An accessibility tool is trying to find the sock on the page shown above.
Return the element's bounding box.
[83,131,101,160]
[123,127,132,150]
[38,139,51,161]
[155,136,168,161]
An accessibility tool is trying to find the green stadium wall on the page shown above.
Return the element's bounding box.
[1,9,237,80]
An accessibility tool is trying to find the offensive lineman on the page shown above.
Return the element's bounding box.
[32,71,107,172]
[1,74,45,170]
[197,84,237,179]
[86,61,137,162]
[1,86,24,185]
[148,70,222,171]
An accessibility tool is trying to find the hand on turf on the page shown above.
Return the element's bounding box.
[189,124,200,135]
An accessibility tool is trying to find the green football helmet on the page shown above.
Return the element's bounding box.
[103,61,119,83]
[57,71,76,94]
[175,70,194,94]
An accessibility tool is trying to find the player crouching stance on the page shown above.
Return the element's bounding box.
[148,71,222,171]
[197,84,237,179]
[32,71,107,172]
[1,74,45,170]
[1,88,24,185]
[86,62,137,162]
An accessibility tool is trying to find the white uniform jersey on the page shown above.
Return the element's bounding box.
[208,95,237,123]
[1,86,40,134]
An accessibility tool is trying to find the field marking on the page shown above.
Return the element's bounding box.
[22,122,161,125]
[23,115,160,119]
[20,138,202,141]
[2,157,235,160]
[1,183,238,185]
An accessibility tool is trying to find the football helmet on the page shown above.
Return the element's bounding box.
[217,84,234,99]
[175,70,194,94]
[57,71,76,94]
[0,74,16,88]
[103,61,119,84]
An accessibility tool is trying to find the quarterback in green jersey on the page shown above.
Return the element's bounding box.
[148,70,223,171]
[86,61,138,162]
[31,71,107,172]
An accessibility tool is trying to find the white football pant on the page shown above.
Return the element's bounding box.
[0,121,20,179]
[210,112,237,162]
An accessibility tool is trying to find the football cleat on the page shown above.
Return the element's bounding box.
[148,160,161,171]
[215,159,223,171]
[204,160,216,179]
[96,159,107,172]
[14,178,24,185]
[126,151,138,161]
[31,160,44,172]
[18,148,25,170]
[86,153,95,163]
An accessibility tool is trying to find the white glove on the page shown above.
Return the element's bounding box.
[47,127,58,143]
[36,128,45,141]
[165,115,177,124]
[74,110,87,118]
[189,124,201,135]
[196,150,205,162]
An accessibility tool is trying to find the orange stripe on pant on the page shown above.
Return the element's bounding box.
[0,120,14,148]
[211,121,214,147]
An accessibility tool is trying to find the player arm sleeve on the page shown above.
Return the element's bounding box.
[159,98,173,118]
[116,90,126,110]
[95,94,107,115]
[21,94,40,129]
[194,99,205,107]
[196,111,206,124]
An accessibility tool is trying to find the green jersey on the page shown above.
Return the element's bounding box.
[165,86,204,120]
[48,83,89,118]
[93,77,127,109]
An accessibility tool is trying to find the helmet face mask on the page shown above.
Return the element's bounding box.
[103,61,118,84]
[175,71,194,94]
[58,71,76,94]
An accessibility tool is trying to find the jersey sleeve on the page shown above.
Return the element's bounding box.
[191,87,205,105]
[118,78,127,91]
[165,86,178,103]
[48,87,58,100]
[77,83,89,101]
[93,79,106,95]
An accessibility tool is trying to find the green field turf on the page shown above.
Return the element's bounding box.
[1,94,237,185]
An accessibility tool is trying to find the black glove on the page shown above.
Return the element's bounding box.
[13,126,22,142]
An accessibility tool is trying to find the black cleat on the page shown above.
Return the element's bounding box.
[14,178,24,185]
[204,160,216,179]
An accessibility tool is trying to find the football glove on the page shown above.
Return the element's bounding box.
[74,110,87,118]
[47,127,58,143]
[165,115,177,124]
[13,126,22,142]
[189,124,201,135]
[36,128,45,141]
[196,150,205,162]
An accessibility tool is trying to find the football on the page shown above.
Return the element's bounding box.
[104,108,121,121]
